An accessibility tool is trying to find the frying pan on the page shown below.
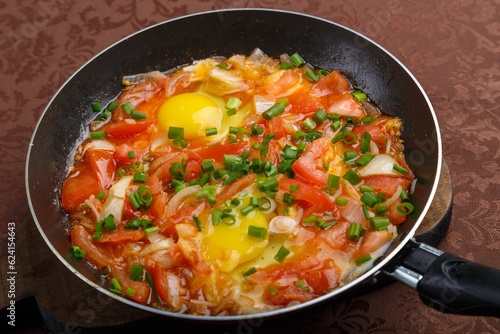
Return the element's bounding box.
[26,8,500,321]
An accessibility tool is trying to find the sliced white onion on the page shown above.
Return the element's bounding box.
[138,238,174,257]
[374,185,402,209]
[203,67,247,95]
[385,140,392,154]
[84,199,102,222]
[342,179,361,202]
[339,199,365,225]
[247,48,265,63]
[150,133,168,152]
[148,152,177,173]
[101,176,133,224]
[357,154,400,177]
[122,71,166,85]
[370,141,379,155]
[82,139,115,156]
[269,216,298,234]
[166,185,202,218]
[253,95,275,115]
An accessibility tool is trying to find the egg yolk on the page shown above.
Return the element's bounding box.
[203,201,269,273]
[157,93,222,139]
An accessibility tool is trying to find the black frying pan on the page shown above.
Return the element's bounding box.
[26,9,500,321]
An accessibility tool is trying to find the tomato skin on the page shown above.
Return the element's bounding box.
[196,142,247,162]
[362,175,412,197]
[85,150,116,189]
[291,137,330,187]
[105,121,155,138]
[311,70,351,97]
[264,70,301,96]
[61,168,101,212]
[327,94,365,118]
[287,89,324,115]
[278,178,336,216]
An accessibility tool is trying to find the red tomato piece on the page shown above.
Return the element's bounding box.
[216,174,257,204]
[362,175,412,197]
[278,178,336,216]
[114,144,149,164]
[196,142,247,162]
[85,149,116,189]
[286,89,324,115]
[61,168,101,212]
[291,137,331,187]
[146,152,188,195]
[144,256,170,303]
[352,230,393,259]
[184,160,202,182]
[105,121,155,138]
[96,228,145,245]
[327,94,365,118]
[311,70,351,97]
[264,70,301,97]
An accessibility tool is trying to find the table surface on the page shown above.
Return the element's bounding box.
[1,0,499,333]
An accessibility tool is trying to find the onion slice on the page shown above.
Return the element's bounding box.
[82,139,115,156]
[122,71,167,86]
[357,154,400,177]
[269,216,298,234]
[374,185,402,209]
[166,185,202,218]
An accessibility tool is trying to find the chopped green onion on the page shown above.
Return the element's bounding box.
[91,131,105,139]
[327,114,341,121]
[126,151,135,159]
[97,109,111,121]
[335,197,348,206]
[99,266,110,276]
[370,217,391,231]
[116,165,129,178]
[376,207,388,215]
[125,218,141,229]
[173,138,188,149]
[223,154,242,166]
[130,265,144,281]
[343,169,361,185]
[133,171,147,183]
[363,116,373,123]
[70,246,86,259]
[241,150,251,160]
[217,63,228,70]
[343,151,358,161]
[227,108,237,116]
[345,117,354,126]
[302,118,316,130]
[303,215,317,224]
[111,277,121,291]
[360,132,372,154]
[289,184,300,193]
[342,132,358,145]
[96,190,106,200]
[248,225,267,240]
[211,209,222,225]
[400,189,409,201]
[121,102,135,115]
[262,98,289,120]
[295,279,310,291]
[131,110,146,120]
[330,120,341,131]
[145,272,160,305]
[305,69,318,83]
[168,126,184,139]
[360,185,374,193]
[169,162,185,180]
[355,254,372,266]
[377,136,388,147]
[347,223,366,242]
[104,214,116,231]
[257,178,279,192]
[229,126,239,134]
[362,204,370,219]
[249,196,259,208]
[252,142,261,150]
[293,130,306,141]
[289,53,305,67]
[393,164,408,175]
[240,205,254,216]
[200,161,214,173]
[126,288,135,297]
[193,216,202,231]
[225,96,242,110]
[319,221,337,229]
[357,152,375,166]
[205,128,218,137]
[280,62,294,70]
[140,219,153,229]
[326,174,341,190]
[283,147,298,160]
[108,288,123,296]
[274,246,290,263]
[243,267,257,277]
[283,193,295,206]
[315,69,328,77]
[352,90,367,102]
[268,286,279,296]
[251,123,264,136]
[221,213,236,225]
[228,135,237,143]
[92,231,102,241]
[107,101,118,111]
[258,197,272,211]
[144,227,158,235]
[361,192,380,208]
[92,102,101,112]
[397,202,414,215]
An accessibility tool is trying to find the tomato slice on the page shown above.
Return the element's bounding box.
[96,228,145,245]
[114,143,150,164]
[85,149,116,189]
[311,70,351,97]
[291,137,330,187]
[196,142,247,162]
[61,168,101,212]
[144,256,170,303]
[184,160,202,182]
[146,152,188,195]
[264,70,301,97]
[327,94,365,118]
[362,175,412,197]
[286,88,324,115]
[278,178,336,216]
[105,121,155,138]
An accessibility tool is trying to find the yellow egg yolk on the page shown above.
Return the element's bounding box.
[158,93,222,139]
[203,199,269,273]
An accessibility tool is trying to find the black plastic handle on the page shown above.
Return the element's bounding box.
[390,241,500,317]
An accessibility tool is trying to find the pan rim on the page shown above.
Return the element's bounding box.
[25,7,443,322]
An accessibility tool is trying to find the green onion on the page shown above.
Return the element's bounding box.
[319,221,337,229]
[303,215,317,224]
[357,152,375,166]
[251,123,264,136]
[99,266,110,276]
[377,136,388,147]
[305,69,318,83]
[345,117,354,126]
[92,102,101,112]
[325,174,340,190]
[330,120,341,131]
[342,132,358,145]
[295,279,310,291]
[225,96,242,110]
[283,193,295,206]
[280,62,294,70]
[133,172,147,183]
[355,254,372,266]
[343,169,361,185]
[205,128,218,137]
[274,246,290,263]
[258,197,272,211]
[97,109,111,121]
[126,288,135,297]
[126,151,135,159]
[173,138,188,148]
[316,69,328,77]
[229,126,239,134]
[169,162,185,180]
[360,185,374,193]
[91,131,105,139]
[262,98,289,120]
[347,223,366,242]
[400,189,409,201]
[221,213,236,225]
[252,142,261,150]
[240,205,254,216]
[393,164,408,175]
[243,267,257,277]
[168,126,184,139]
[289,184,300,193]
[283,147,298,160]
[193,216,202,231]
[248,225,267,240]
[140,219,153,228]
[227,108,237,116]
[211,209,222,225]
[130,265,144,281]
[290,53,305,67]
[241,150,251,160]
[70,246,86,259]
[104,214,116,231]
[96,190,106,200]
[376,207,388,215]
[361,192,380,208]
[343,151,358,161]
[111,277,121,291]
[249,196,259,208]
[125,218,141,229]
[228,135,237,143]
[362,204,370,219]
[302,118,316,130]
[397,202,414,215]
[352,90,367,102]
[116,165,129,178]
[131,110,146,120]
[360,132,372,154]
[108,289,123,296]
[370,217,390,231]
[293,130,306,141]
[222,173,238,186]
[363,116,373,123]
[107,101,118,112]
[200,161,214,173]
[145,272,160,305]
[121,102,135,115]
[144,227,158,235]
[224,154,242,166]
[217,63,228,70]
[327,114,341,121]
[92,231,102,241]
[257,178,279,192]
[268,286,279,296]
[335,197,348,206]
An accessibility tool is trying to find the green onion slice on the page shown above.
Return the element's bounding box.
[397,202,414,215]
[248,225,267,240]
[130,265,145,281]
[274,246,290,263]
[355,254,372,266]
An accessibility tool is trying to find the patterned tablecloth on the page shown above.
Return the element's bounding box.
[1,0,499,333]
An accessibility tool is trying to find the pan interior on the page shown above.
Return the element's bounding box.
[26,9,441,320]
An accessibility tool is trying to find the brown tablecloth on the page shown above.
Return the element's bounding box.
[1,0,499,333]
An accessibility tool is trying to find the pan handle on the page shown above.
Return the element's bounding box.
[387,240,500,317]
